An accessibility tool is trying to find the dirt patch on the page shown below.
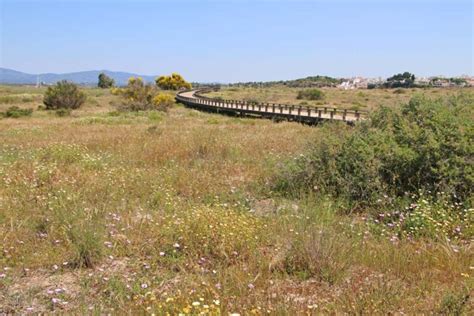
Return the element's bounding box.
[2,270,82,314]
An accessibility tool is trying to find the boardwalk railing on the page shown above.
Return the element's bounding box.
[176,89,367,123]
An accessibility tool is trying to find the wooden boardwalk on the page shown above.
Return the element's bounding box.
[176,90,367,124]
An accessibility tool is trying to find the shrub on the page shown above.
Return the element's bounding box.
[297,89,325,100]
[3,106,33,118]
[276,94,474,206]
[156,73,192,90]
[98,73,115,88]
[112,77,156,111]
[393,88,406,94]
[43,80,86,110]
[437,289,471,315]
[55,108,72,117]
[152,93,175,112]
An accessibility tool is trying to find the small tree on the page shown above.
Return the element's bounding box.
[156,73,192,90]
[98,73,115,88]
[43,80,86,110]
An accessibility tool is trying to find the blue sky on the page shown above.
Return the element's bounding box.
[1,0,472,82]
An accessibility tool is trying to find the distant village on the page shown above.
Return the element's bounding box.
[338,74,474,90]
[222,73,474,90]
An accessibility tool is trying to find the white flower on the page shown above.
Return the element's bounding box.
[141,283,148,289]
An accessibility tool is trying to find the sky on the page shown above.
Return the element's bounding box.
[0,0,472,82]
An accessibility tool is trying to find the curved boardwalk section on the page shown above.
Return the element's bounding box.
[176,89,367,124]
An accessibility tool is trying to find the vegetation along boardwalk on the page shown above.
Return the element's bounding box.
[176,89,367,124]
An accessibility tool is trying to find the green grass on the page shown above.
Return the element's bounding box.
[0,85,472,314]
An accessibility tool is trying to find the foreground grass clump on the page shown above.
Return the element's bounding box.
[277,94,473,207]
[2,106,33,118]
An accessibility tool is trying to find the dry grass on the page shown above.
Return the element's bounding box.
[0,85,472,314]
[206,85,474,111]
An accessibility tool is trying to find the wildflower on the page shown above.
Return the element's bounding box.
[192,301,200,307]
[159,251,165,256]
[141,283,148,289]
[173,243,180,248]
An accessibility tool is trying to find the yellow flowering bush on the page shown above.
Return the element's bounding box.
[152,93,175,112]
[156,73,192,90]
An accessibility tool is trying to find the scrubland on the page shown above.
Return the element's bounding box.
[207,85,474,111]
[0,85,473,314]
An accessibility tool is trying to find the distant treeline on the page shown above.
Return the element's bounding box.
[195,76,342,89]
[231,76,342,88]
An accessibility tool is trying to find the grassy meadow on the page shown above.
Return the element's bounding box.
[206,85,474,111]
[0,85,473,314]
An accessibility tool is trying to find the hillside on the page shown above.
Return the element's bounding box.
[0,68,157,86]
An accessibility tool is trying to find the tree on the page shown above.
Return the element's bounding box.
[384,72,416,88]
[98,73,115,88]
[43,80,86,110]
[155,73,192,90]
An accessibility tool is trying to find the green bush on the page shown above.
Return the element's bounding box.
[43,80,86,110]
[393,88,406,94]
[297,89,325,100]
[3,106,33,118]
[276,94,474,206]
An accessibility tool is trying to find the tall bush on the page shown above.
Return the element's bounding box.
[113,77,175,111]
[156,73,192,90]
[43,80,86,110]
[276,94,474,206]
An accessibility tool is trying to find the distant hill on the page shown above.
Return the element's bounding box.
[0,68,157,86]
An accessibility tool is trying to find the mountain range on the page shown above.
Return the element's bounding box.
[0,68,157,86]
